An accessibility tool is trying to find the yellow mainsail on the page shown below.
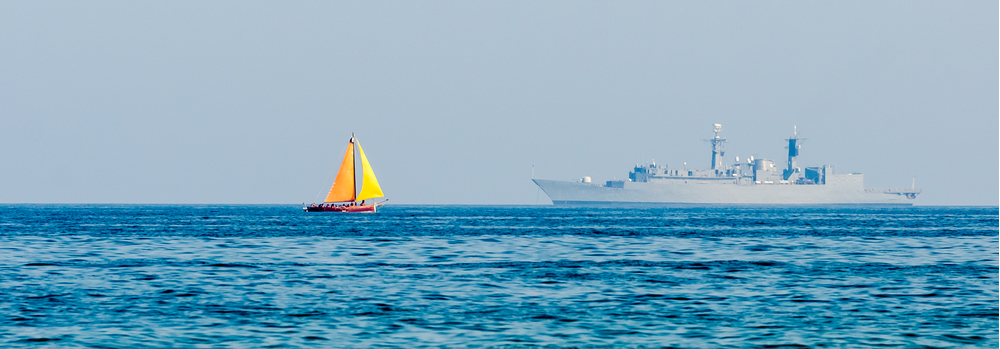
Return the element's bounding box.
[356,142,384,201]
[323,141,356,203]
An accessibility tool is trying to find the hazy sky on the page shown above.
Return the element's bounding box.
[1,1,996,205]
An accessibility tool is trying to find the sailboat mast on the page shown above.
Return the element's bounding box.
[351,133,357,203]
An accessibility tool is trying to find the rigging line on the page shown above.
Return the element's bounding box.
[533,165,539,204]
[313,189,323,205]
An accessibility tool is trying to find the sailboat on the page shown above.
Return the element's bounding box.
[304,134,387,212]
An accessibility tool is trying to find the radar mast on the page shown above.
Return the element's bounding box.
[710,124,726,170]
[783,125,801,180]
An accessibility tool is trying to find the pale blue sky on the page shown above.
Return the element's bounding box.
[1,1,996,205]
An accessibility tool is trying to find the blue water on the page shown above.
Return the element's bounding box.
[1,205,997,347]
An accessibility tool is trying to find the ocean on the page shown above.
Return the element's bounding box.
[1,205,997,347]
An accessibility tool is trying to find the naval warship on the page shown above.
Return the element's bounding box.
[533,125,920,205]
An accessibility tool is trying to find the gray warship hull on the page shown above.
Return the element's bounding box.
[534,177,914,206]
[533,125,920,206]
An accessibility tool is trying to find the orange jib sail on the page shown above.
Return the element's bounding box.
[356,142,384,201]
[324,142,356,202]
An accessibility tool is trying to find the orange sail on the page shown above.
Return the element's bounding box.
[356,142,384,201]
[323,141,356,202]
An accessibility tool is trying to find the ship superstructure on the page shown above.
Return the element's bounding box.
[533,125,920,205]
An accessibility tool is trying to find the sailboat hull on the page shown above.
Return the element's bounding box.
[303,202,385,213]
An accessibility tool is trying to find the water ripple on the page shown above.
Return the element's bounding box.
[0,205,996,347]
